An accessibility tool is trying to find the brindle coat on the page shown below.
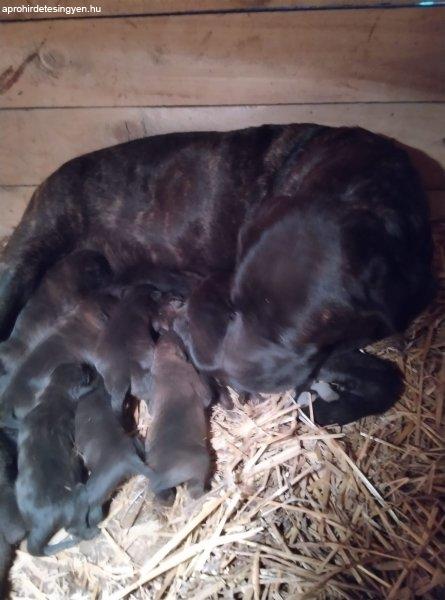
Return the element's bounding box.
[0,125,435,424]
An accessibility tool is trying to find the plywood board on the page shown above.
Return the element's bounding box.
[1,9,444,107]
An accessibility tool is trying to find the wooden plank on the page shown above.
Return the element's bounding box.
[1,104,444,188]
[0,1,414,21]
[0,186,33,238]
[1,9,444,107]
[1,187,443,236]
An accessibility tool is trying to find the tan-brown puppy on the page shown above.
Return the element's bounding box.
[146,332,211,502]
[94,284,157,415]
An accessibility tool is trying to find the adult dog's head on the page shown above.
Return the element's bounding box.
[175,195,352,393]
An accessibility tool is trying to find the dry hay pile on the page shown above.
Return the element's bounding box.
[7,223,445,600]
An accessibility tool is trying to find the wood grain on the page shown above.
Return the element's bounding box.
[1,9,444,107]
[0,0,413,20]
[1,104,443,188]
[1,187,442,238]
[0,187,33,238]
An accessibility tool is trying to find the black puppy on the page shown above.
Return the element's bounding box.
[16,363,98,556]
[146,332,211,502]
[0,250,112,395]
[0,429,25,593]
[0,291,118,423]
[75,372,153,526]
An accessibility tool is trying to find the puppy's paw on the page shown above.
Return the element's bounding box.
[87,505,104,528]
[187,480,205,499]
[155,488,176,506]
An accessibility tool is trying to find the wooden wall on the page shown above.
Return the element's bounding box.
[1,1,444,237]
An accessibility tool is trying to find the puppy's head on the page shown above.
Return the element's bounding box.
[49,363,98,398]
[50,250,113,298]
[121,284,159,319]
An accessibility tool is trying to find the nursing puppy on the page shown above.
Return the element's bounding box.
[0,291,118,422]
[146,332,212,501]
[75,372,153,526]
[0,429,25,592]
[16,363,98,556]
[0,250,112,394]
[94,284,158,415]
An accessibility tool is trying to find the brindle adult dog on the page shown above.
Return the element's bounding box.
[0,125,435,425]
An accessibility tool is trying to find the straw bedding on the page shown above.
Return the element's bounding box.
[6,222,445,600]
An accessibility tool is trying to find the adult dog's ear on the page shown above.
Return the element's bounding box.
[236,195,297,263]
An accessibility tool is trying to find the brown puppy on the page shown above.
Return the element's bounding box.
[94,284,158,415]
[0,250,112,395]
[146,332,212,501]
[15,363,98,556]
[0,429,26,593]
[75,372,153,526]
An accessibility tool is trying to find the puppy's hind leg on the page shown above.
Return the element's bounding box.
[128,451,156,482]
[26,523,54,557]
[0,534,13,597]
[302,350,403,426]
[43,536,80,556]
